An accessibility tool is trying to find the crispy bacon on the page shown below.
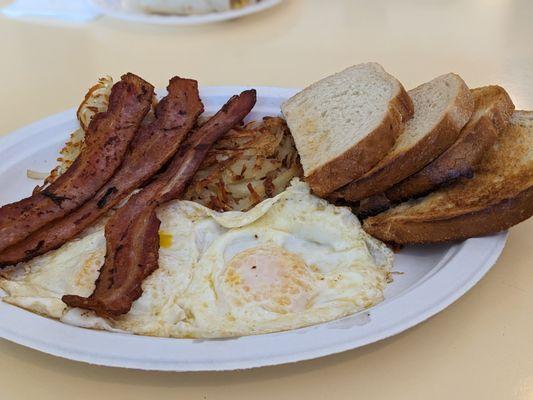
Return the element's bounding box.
[0,73,154,253]
[0,77,203,266]
[63,89,257,317]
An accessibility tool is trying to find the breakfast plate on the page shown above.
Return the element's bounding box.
[0,87,507,371]
[88,0,283,25]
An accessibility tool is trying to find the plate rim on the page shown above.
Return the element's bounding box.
[0,86,509,371]
[88,0,283,25]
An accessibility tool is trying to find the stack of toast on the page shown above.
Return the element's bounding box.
[282,63,532,244]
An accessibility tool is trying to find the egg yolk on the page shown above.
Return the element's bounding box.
[224,243,315,314]
[159,232,173,248]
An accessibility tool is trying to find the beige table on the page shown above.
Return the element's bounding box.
[0,0,532,398]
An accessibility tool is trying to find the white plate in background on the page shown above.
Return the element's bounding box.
[89,0,282,25]
[0,86,507,371]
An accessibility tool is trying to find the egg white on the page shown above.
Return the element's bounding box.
[0,180,393,338]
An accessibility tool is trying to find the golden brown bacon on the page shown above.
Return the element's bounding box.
[0,73,154,253]
[0,77,204,266]
[63,89,257,317]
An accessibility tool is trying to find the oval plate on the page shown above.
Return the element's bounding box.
[0,86,507,371]
[89,0,282,25]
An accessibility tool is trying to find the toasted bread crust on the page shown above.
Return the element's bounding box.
[334,77,474,202]
[386,117,498,203]
[355,120,498,217]
[354,86,516,218]
[363,186,533,243]
[306,85,414,197]
[356,194,392,219]
[385,86,515,203]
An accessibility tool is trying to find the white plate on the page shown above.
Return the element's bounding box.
[89,0,282,25]
[0,86,507,371]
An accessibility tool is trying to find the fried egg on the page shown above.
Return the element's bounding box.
[0,180,393,338]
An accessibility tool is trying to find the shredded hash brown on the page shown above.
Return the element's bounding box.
[184,117,302,211]
[42,76,113,188]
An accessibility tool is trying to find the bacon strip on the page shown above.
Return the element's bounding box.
[63,89,257,317]
[0,77,203,266]
[0,74,154,253]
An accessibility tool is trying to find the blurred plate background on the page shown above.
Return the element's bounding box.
[89,0,282,25]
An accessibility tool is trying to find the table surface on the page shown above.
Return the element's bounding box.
[0,0,532,399]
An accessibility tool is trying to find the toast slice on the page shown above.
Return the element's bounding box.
[356,85,515,218]
[281,63,414,196]
[385,85,515,203]
[333,73,474,202]
[363,111,533,244]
